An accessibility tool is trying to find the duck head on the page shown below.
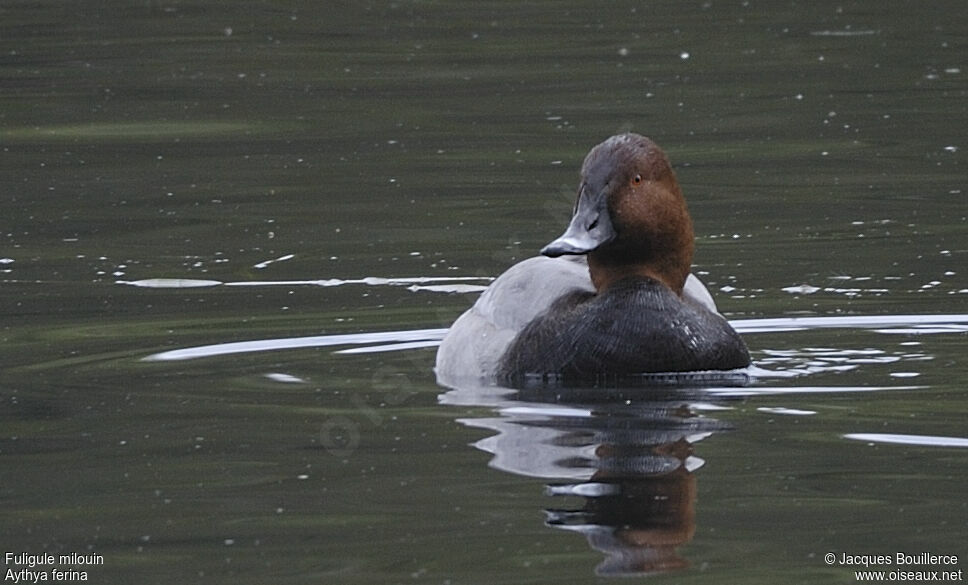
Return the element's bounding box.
[541,133,695,295]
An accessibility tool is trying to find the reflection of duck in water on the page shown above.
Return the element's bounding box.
[437,133,749,386]
[442,385,730,577]
[547,443,698,576]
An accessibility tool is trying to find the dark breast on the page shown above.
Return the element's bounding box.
[497,276,750,384]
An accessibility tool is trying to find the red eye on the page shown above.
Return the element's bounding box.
[633,174,642,184]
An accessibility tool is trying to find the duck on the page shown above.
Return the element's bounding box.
[435,133,750,386]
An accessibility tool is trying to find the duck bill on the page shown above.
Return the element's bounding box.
[541,185,615,257]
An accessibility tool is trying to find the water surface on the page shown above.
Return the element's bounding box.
[2,1,966,583]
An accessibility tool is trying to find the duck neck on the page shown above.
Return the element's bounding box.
[587,218,694,295]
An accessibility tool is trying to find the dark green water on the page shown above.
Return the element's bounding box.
[2,1,966,583]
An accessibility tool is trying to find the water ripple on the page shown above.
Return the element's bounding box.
[844,433,968,448]
[143,328,447,362]
[141,313,968,362]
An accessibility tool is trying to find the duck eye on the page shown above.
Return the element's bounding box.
[632,174,642,184]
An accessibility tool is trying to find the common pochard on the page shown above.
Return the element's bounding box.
[436,133,750,385]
